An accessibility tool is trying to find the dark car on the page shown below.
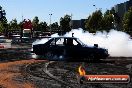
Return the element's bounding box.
[32,37,109,61]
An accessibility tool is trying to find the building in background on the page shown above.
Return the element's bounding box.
[70,19,86,30]
[113,0,132,30]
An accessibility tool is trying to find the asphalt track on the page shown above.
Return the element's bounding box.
[0,46,132,88]
[25,59,132,88]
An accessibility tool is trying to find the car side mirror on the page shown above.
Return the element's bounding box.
[94,44,98,48]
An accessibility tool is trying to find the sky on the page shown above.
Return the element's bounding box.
[0,0,128,24]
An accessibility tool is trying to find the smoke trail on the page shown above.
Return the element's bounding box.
[33,29,132,57]
[32,33,59,45]
[64,29,132,57]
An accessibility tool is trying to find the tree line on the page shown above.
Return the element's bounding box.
[0,15,71,34]
[0,6,132,36]
[85,7,132,35]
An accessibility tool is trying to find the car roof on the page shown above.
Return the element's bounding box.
[51,36,78,39]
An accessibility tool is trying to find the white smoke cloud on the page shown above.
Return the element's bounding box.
[33,28,132,57]
[65,29,132,57]
[32,33,59,45]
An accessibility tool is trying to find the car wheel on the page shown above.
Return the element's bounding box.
[45,51,55,60]
[57,49,66,61]
[45,51,65,61]
[58,55,65,60]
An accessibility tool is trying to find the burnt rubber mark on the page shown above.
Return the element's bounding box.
[25,61,76,88]
[25,62,109,88]
[25,60,131,88]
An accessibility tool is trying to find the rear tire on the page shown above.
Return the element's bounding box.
[45,51,55,60]
[45,51,65,61]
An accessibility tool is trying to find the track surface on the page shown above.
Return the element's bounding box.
[26,59,132,88]
[0,56,131,88]
[0,46,132,88]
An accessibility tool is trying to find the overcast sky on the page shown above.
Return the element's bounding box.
[1,0,128,24]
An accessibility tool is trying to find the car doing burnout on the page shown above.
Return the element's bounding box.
[33,37,109,61]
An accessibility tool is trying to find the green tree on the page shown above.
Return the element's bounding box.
[38,21,48,31]
[0,6,6,21]
[51,22,59,31]
[0,22,4,33]
[18,21,23,29]
[0,17,8,33]
[123,7,132,33]
[2,17,8,36]
[9,18,18,30]
[32,16,39,31]
[110,8,120,30]
[101,10,114,32]
[85,10,114,32]
[0,6,8,35]
[17,21,23,39]
[85,10,103,32]
[60,14,71,32]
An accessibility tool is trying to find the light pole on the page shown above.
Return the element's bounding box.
[49,14,52,34]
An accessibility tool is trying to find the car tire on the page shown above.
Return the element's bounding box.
[45,51,54,60]
[45,51,65,61]
[58,54,65,60]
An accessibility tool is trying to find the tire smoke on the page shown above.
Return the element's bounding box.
[65,29,132,57]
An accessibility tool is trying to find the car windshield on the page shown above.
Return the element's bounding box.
[76,38,86,46]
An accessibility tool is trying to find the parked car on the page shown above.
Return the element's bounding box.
[32,37,109,61]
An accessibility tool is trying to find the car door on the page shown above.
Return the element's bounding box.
[47,38,57,54]
[54,38,65,56]
[65,38,83,58]
[47,38,65,56]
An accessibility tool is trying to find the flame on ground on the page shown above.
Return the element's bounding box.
[78,66,86,76]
